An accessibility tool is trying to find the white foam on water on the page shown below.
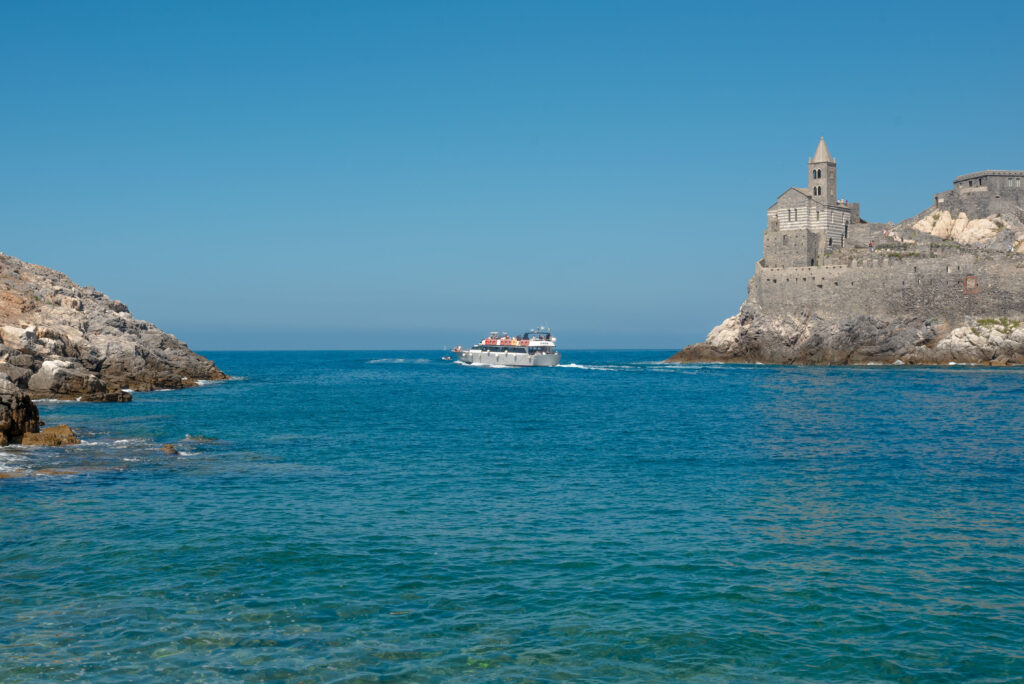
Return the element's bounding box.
[0,450,28,472]
[368,358,430,365]
[112,438,150,449]
[559,363,627,372]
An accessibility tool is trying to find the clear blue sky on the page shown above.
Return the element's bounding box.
[2,1,1022,349]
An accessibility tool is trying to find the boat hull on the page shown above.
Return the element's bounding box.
[457,350,561,367]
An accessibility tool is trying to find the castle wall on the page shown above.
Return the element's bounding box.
[934,186,1024,223]
[750,256,1024,323]
[763,229,822,268]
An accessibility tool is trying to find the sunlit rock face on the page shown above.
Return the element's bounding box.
[0,252,226,400]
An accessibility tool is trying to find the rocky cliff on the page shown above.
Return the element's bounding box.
[667,304,1024,366]
[0,252,226,401]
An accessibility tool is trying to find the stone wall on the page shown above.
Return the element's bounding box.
[762,228,822,268]
[932,187,1024,224]
[750,254,1024,323]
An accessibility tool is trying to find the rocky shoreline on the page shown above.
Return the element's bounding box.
[667,305,1024,366]
[0,252,226,444]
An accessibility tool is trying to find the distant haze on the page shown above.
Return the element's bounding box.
[2,2,1022,349]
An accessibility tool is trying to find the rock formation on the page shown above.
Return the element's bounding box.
[20,424,80,447]
[0,251,226,400]
[907,210,1024,252]
[668,306,1024,366]
[0,378,40,445]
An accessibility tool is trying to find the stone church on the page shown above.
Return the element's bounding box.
[762,138,861,267]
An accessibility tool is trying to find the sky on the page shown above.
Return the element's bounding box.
[2,1,1023,349]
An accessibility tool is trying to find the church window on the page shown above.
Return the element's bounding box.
[816,210,820,220]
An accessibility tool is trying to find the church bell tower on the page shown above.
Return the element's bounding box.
[808,137,836,205]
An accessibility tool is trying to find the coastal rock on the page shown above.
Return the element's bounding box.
[0,252,226,400]
[668,307,1024,366]
[0,380,40,446]
[20,424,80,447]
[908,209,1024,253]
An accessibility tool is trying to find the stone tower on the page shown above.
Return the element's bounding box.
[808,137,836,205]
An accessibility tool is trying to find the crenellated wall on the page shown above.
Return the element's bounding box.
[751,255,1024,322]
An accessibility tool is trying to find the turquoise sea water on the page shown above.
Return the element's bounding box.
[2,351,1022,681]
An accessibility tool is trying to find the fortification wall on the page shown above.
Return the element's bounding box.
[763,229,822,268]
[751,255,1024,322]
[932,187,1024,223]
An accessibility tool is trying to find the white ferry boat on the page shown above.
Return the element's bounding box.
[453,328,561,367]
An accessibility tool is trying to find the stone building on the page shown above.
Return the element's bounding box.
[932,170,1024,221]
[762,138,860,267]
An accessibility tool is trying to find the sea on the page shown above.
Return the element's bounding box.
[1,351,1022,682]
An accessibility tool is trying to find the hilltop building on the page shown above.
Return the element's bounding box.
[763,138,861,267]
[669,141,1024,366]
[932,169,1024,221]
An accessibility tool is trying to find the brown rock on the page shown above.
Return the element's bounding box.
[161,443,179,455]
[20,424,80,446]
[0,381,40,445]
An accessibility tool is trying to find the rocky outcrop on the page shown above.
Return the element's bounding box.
[0,380,40,445]
[667,305,1024,366]
[20,424,80,446]
[910,210,1024,252]
[0,252,226,400]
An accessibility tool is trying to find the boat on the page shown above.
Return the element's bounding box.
[453,327,561,367]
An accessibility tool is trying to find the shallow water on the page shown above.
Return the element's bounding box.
[2,351,1022,681]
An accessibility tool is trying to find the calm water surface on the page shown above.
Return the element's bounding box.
[1,351,1022,681]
